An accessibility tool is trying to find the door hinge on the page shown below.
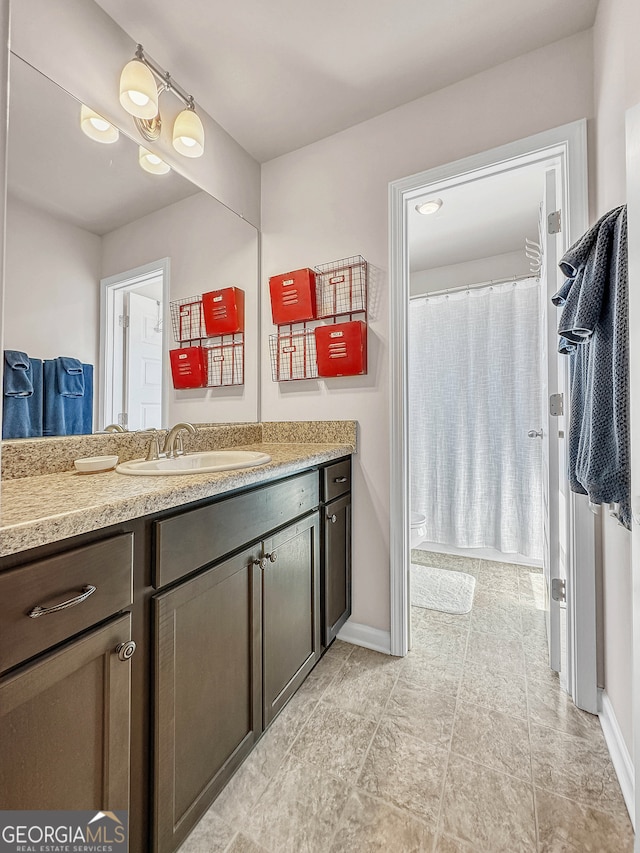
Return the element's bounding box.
[551,578,566,603]
[549,393,564,416]
[548,210,562,234]
[119,314,130,328]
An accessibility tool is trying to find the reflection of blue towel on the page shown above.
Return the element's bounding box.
[44,360,93,436]
[4,350,34,396]
[2,358,43,438]
[56,356,84,397]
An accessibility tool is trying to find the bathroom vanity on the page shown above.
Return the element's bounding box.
[0,426,354,852]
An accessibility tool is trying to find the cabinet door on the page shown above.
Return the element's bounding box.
[263,513,320,726]
[0,614,132,811]
[153,546,262,853]
[323,493,352,646]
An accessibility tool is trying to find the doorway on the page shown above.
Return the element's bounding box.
[389,120,598,712]
[100,258,169,432]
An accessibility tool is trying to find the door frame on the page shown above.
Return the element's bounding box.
[388,120,598,711]
[99,258,170,432]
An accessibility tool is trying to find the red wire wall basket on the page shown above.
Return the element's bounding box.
[269,329,318,381]
[205,338,244,387]
[314,255,367,318]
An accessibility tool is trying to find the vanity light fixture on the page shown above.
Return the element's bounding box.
[415,198,443,215]
[139,146,171,175]
[80,105,120,144]
[120,44,205,158]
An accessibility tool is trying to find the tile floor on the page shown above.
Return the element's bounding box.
[179,551,634,852]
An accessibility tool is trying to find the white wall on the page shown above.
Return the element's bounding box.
[261,31,594,633]
[410,250,530,296]
[10,0,261,227]
[592,0,640,757]
[4,194,101,363]
[102,191,259,425]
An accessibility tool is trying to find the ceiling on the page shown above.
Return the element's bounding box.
[8,55,200,236]
[409,162,548,272]
[95,0,598,162]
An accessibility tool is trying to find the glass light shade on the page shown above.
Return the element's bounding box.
[415,198,443,215]
[172,108,205,158]
[80,105,119,144]
[139,146,171,175]
[119,59,158,119]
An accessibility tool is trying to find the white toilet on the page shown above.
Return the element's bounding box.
[410,511,427,548]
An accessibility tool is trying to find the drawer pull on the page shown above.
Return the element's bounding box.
[28,585,97,618]
[266,552,278,564]
[334,477,348,483]
[116,640,136,661]
[327,513,337,524]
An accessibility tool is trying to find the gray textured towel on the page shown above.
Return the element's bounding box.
[552,205,630,529]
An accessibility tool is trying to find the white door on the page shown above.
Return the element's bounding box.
[539,167,565,673]
[126,292,163,430]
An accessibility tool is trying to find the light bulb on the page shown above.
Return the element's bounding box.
[119,59,158,119]
[139,146,171,175]
[80,105,119,144]
[172,108,204,158]
[415,198,443,215]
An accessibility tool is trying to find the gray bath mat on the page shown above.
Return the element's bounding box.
[410,564,476,614]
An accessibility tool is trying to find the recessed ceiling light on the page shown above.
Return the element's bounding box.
[415,198,443,215]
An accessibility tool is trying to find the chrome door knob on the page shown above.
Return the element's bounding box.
[116,640,136,661]
[528,429,543,439]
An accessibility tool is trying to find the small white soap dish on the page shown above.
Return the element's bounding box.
[74,455,119,473]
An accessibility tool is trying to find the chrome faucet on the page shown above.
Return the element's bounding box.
[104,423,126,433]
[162,422,197,458]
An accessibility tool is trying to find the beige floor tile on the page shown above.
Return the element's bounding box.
[178,809,235,853]
[450,701,531,780]
[243,754,350,853]
[358,718,448,826]
[212,750,271,828]
[530,723,628,817]
[398,650,463,696]
[412,604,472,630]
[289,701,377,782]
[535,788,634,852]
[411,622,469,660]
[384,680,457,747]
[470,604,522,637]
[465,630,525,675]
[527,676,600,738]
[434,834,481,852]
[520,608,547,644]
[294,646,350,701]
[322,650,400,720]
[440,753,536,852]
[519,572,546,609]
[411,549,478,575]
[473,586,520,609]
[459,659,528,719]
[225,833,271,853]
[329,789,434,852]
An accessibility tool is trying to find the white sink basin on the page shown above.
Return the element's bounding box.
[116,450,272,476]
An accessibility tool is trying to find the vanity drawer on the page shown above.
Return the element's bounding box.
[0,533,134,673]
[155,470,319,588]
[323,457,351,502]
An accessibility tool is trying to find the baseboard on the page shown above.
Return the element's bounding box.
[598,690,635,827]
[337,620,391,655]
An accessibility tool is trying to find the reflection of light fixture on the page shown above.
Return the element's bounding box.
[119,55,158,119]
[415,198,443,215]
[139,146,171,175]
[120,44,205,159]
[173,103,204,157]
[80,105,119,143]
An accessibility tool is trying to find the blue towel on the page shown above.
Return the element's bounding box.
[44,360,93,436]
[4,350,34,397]
[56,356,84,397]
[2,358,43,438]
[553,205,630,528]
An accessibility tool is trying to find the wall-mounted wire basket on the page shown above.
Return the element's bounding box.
[314,255,368,318]
[269,329,318,382]
[205,337,244,387]
[170,295,207,342]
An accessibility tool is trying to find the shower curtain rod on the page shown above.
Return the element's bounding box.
[410,273,538,301]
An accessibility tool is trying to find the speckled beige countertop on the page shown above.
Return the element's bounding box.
[0,430,355,558]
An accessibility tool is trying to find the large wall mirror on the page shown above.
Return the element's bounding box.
[3,52,259,439]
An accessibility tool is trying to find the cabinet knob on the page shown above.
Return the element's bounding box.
[334,477,348,483]
[327,513,337,524]
[253,557,267,569]
[267,552,278,564]
[116,640,136,662]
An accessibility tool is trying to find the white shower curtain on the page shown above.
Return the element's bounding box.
[409,279,543,560]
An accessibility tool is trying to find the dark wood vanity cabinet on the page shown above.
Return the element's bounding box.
[321,458,352,646]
